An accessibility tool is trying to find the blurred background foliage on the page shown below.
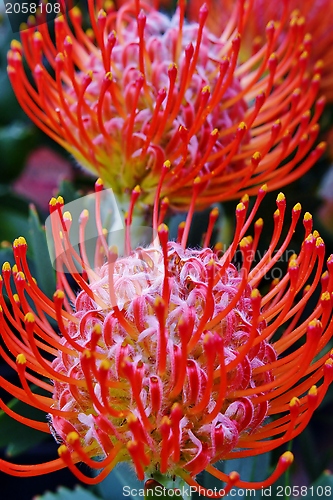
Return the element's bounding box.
[0,0,333,498]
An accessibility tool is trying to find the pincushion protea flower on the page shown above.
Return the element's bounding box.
[0,179,333,495]
[188,0,333,102]
[7,0,325,210]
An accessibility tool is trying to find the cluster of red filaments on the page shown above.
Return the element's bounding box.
[0,178,332,496]
[7,0,325,209]
[190,0,333,101]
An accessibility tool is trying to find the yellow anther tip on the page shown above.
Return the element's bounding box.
[16,353,26,365]
[229,471,240,481]
[127,413,138,424]
[161,415,171,426]
[277,193,285,202]
[82,349,92,359]
[10,40,22,50]
[25,312,35,323]
[54,289,65,300]
[66,431,79,443]
[308,385,318,396]
[281,451,294,464]
[236,202,245,212]
[308,319,321,328]
[58,445,68,456]
[127,440,137,450]
[251,289,260,299]
[2,262,11,272]
[93,324,102,334]
[154,295,164,307]
[71,6,81,16]
[100,359,111,370]
[63,211,72,222]
[239,236,252,248]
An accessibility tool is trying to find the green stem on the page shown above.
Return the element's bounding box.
[144,474,190,500]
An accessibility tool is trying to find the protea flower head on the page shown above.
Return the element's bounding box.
[0,178,333,495]
[188,0,333,102]
[7,0,325,210]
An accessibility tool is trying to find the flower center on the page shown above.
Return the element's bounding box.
[51,242,276,476]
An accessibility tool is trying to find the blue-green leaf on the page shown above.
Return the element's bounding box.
[34,485,102,500]
[96,463,143,500]
[0,393,49,457]
[293,471,333,500]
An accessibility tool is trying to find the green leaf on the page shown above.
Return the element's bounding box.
[222,453,271,482]
[0,71,26,124]
[293,470,333,500]
[34,485,102,500]
[96,463,143,500]
[0,199,30,243]
[192,454,271,499]
[58,179,83,204]
[0,393,50,457]
[28,204,56,297]
[0,122,36,181]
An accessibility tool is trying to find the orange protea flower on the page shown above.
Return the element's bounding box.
[0,179,333,495]
[7,0,325,210]
[188,0,333,102]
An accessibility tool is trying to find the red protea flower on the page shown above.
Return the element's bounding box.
[7,0,325,210]
[188,0,333,102]
[0,179,332,495]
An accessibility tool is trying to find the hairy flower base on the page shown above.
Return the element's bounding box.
[7,0,326,209]
[0,181,333,496]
